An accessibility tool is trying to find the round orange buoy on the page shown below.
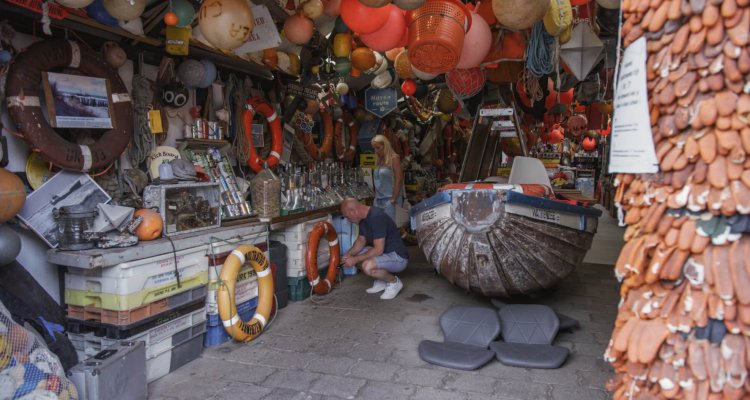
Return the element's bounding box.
[305,221,341,295]
[0,168,25,223]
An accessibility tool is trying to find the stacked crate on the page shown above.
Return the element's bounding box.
[269,214,333,301]
[65,246,209,382]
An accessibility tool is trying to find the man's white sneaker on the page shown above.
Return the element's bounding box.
[380,277,403,300]
[366,280,387,294]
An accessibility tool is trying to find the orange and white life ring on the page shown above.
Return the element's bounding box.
[305,221,341,295]
[242,96,283,172]
[299,108,334,160]
[334,111,358,162]
[217,245,274,342]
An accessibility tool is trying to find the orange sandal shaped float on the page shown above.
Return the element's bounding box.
[217,245,274,342]
[334,110,358,162]
[299,107,334,161]
[242,96,283,172]
[305,221,341,295]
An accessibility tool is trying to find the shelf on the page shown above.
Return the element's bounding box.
[47,221,267,269]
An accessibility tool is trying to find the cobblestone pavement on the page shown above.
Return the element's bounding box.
[149,241,620,400]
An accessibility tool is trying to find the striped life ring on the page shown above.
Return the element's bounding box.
[299,108,334,160]
[334,110,358,162]
[217,245,274,342]
[305,221,341,295]
[242,96,283,172]
[5,40,132,172]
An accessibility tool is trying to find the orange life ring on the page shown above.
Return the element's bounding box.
[217,245,274,342]
[6,40,132,172]
[299,108,334,160]
[334,111,358,162]
[305,221,341,295]
[242,96,283,172]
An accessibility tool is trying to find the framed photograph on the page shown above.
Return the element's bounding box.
[17,170,111,248]
[42,72,115,129]
[252,123,265,148]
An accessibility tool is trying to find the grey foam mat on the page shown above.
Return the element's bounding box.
[419,340,496,371]
[489,341,569,369]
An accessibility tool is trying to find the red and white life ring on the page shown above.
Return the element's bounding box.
[242,96,283,172]
[299,108,334,161]
[5,40,132,172]
[305,221,341,295]
[334,110,358,162]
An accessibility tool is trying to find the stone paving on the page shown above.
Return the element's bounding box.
[149,243,622,400]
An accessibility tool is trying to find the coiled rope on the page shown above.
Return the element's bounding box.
[129,74,155,166]
[526,22,555,78]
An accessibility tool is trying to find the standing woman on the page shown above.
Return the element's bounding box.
[371,134,404,223]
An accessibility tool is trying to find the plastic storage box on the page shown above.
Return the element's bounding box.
[204,296,258,347]
[269,214,333,279]
[68,340,147,400]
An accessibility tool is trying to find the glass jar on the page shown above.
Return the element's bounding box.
[53,205,97,250]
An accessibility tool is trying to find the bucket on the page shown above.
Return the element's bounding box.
[406,0,472,75]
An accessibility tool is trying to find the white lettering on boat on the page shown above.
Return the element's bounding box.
[531,208,561,223]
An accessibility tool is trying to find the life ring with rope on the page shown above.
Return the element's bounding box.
[5,39,132,172]
[217,245,274,342]
[305,221,341,295]
[242,96,283,172]
[298,107,334,160]
[334,110,358,162]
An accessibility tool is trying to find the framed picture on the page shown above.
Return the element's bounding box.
[42,72,115,129]
[252,123,264,148]
[17,170,111,248]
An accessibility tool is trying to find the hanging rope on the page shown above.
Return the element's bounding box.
[526,22,555,78]
[231,77,252,163]
[129,74,156,166]
[520,68,544,106]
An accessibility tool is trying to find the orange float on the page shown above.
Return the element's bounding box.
[133,209,163,241]
[298,107,334,160]
[242,96,283,172]
[334,110,359,162]
[0,168,25,223]
[305,222,341,295]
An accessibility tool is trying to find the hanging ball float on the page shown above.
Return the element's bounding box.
[446,68,485,99]
[336,82,350,95]
[492,0,548,30]
[456,9,492,69]
[582,136,597,151]
[86,0,119,27]
[0,168,25,224]
[323,0,343,16]
[198,0,255,50]
[385,47,404,62]
[284,13,315,45]
[340,0,390,33]
[301,0,325,18]
[102,41,127,68]
[178,59,206,88]
[334,57,352,76]
[401,79,417,96]
[411,64,438,81]
[360,4,406,52]
[358,0,391,8]
[55,0,95,8]
[164,11,179,26]
[0,226,21,267]
[103,0,145,21]
[333,33,353,57]
[394,50,415,79]
[196,59,217,88]
[351,47,376,71]
[437,89,459,114]
[171,0,196,27]
[392,0,424,10]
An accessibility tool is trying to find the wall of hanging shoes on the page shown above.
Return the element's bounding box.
[606,0,750,398]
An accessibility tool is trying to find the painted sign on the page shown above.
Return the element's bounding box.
[365,87,397,118]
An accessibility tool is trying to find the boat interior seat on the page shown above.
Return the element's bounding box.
[489,304,570,369]
[418,306,500,370]
[508,156,553,189]
[490,298,580,332]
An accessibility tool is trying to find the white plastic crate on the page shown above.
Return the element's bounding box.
[206,264,259,315]
[69,306,206,360]
[270,214,337,279]
[65,246,209,310]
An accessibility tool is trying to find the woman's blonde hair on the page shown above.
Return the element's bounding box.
[371,134,398,166]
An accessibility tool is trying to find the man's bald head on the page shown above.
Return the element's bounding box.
[340,197,365,222]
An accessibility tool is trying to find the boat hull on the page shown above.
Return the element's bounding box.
[411,187,601,297]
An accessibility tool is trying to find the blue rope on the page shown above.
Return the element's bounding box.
[526,22,555,78]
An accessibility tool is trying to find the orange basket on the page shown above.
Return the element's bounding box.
[406,0,472,75]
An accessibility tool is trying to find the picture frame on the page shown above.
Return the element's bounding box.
[17,170,112,248]
[42,71,115,129]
